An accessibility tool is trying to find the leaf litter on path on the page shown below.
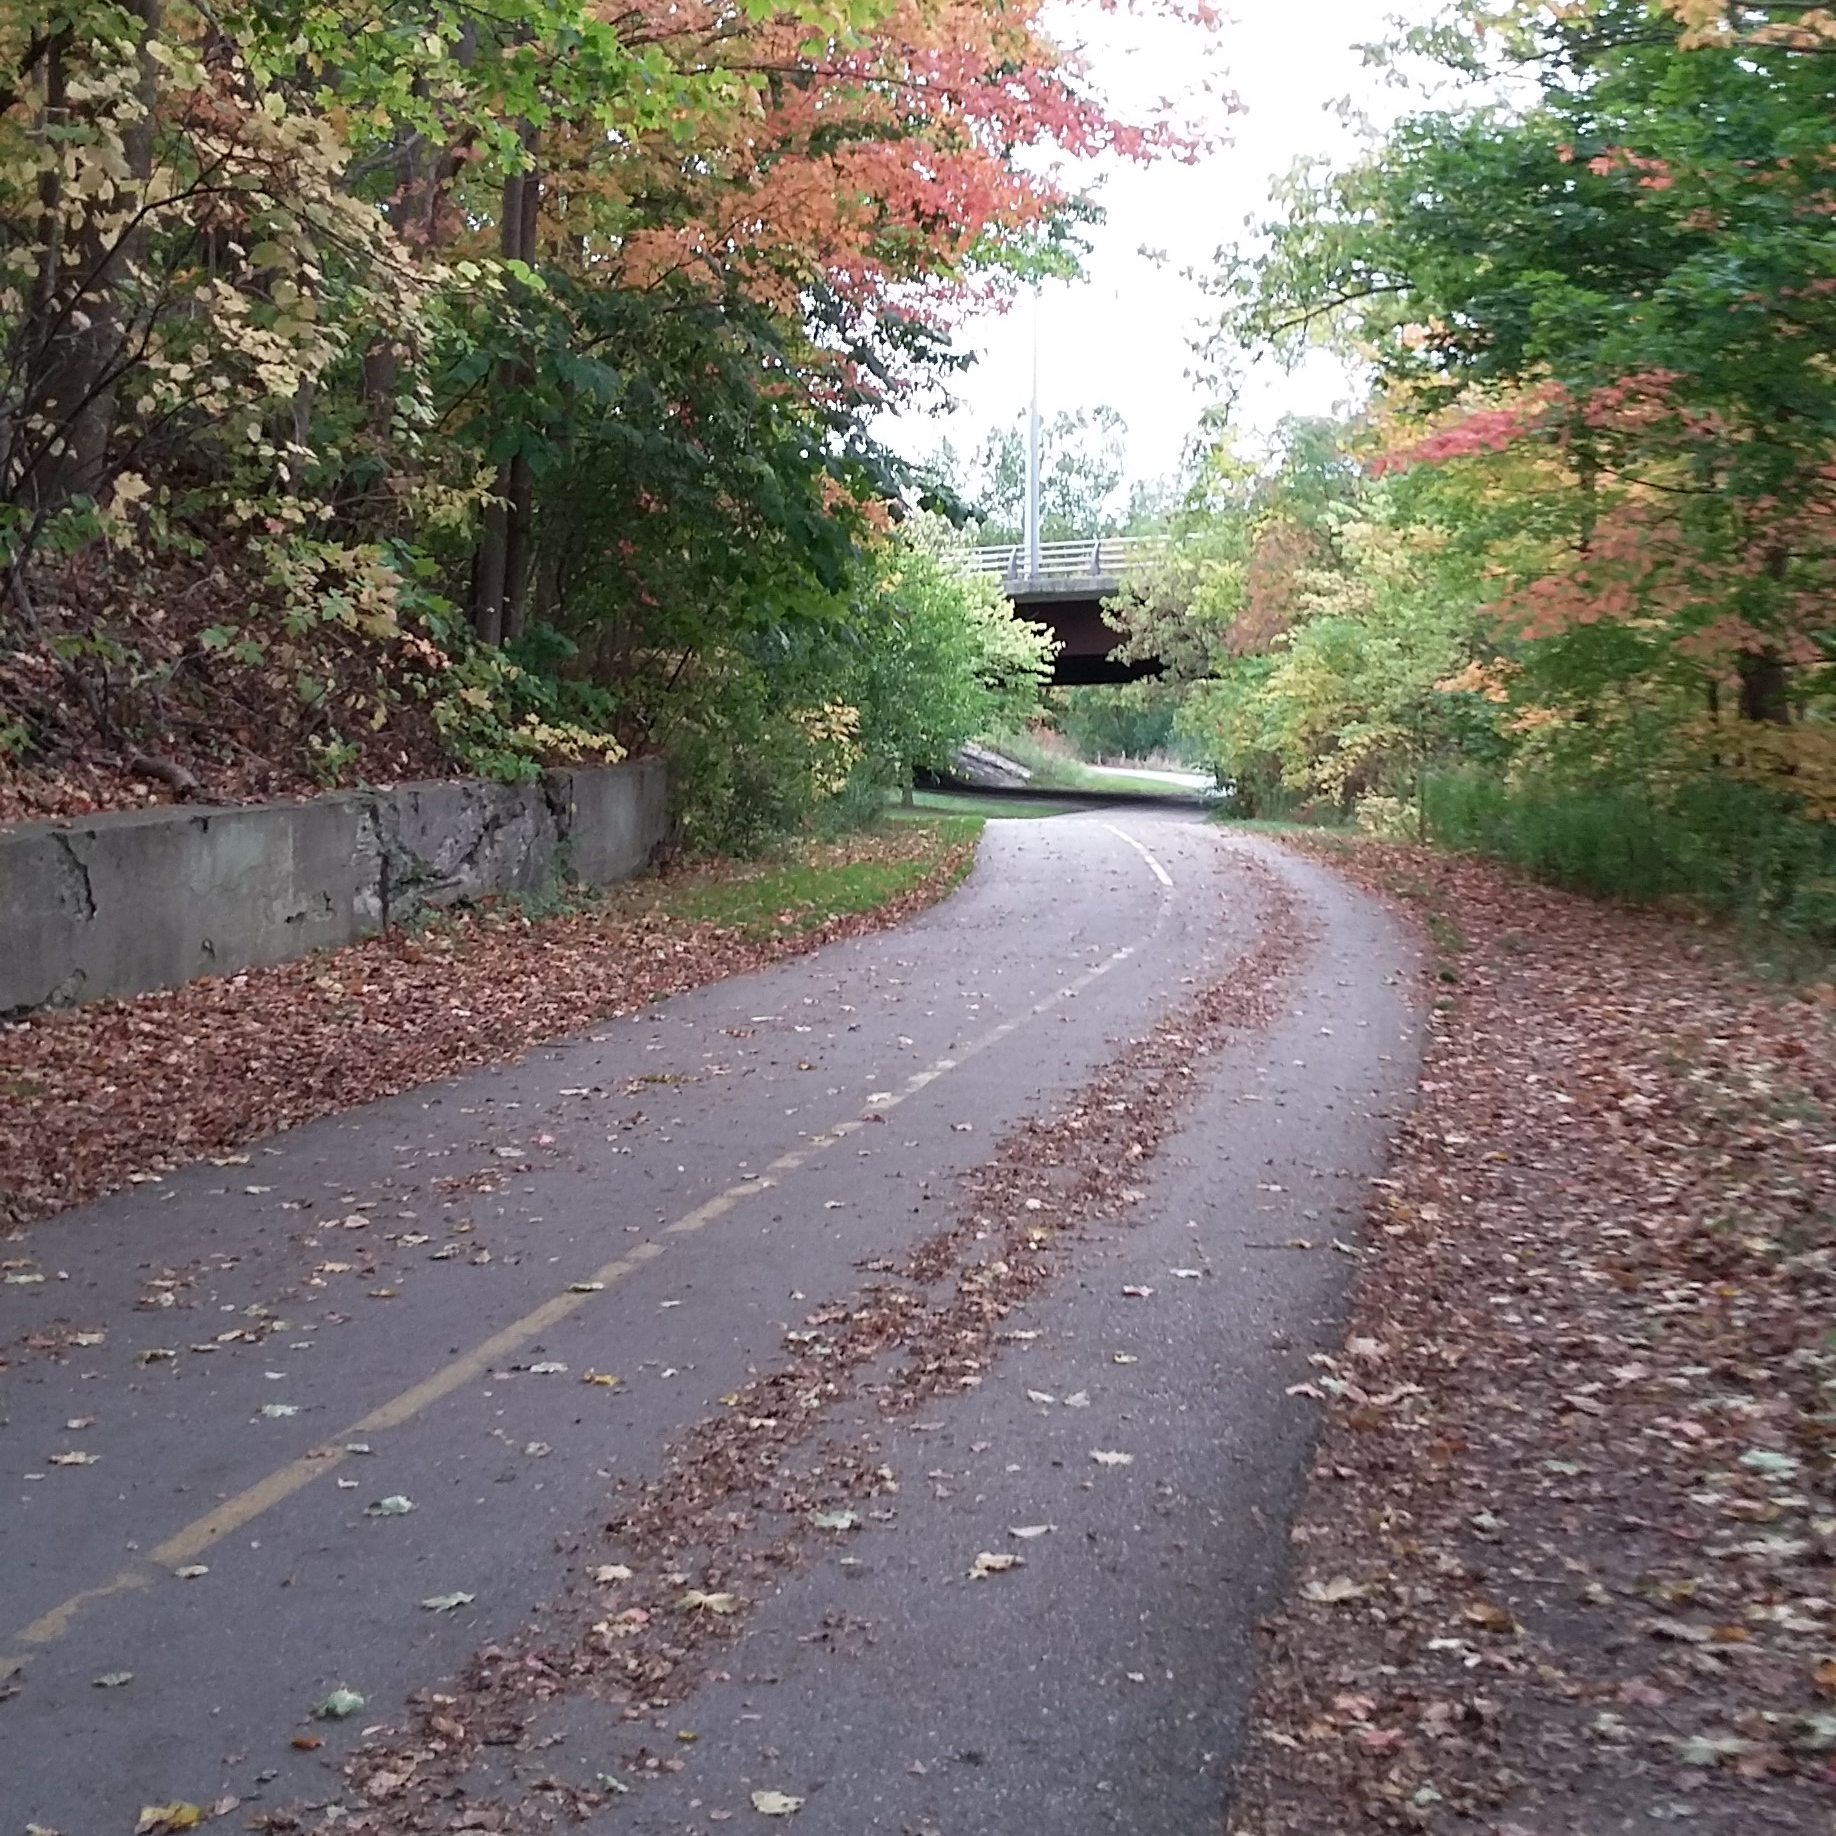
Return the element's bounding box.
[300,854,1304,1834]
[0,827,979,1231]
[1228,838,1833,1836]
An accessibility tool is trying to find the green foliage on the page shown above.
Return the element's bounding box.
[643,517,1050,855]
[1164,7,1836,940]
[0,0,1174,834]
[844,518,1055,795]
[1054,682,1187,762]
[1425,768,1836,947]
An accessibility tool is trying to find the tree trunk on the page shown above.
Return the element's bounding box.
[1736,650,1789,725]
[502,453,534,641]
[25,3,161,513]
[470,126,539,643]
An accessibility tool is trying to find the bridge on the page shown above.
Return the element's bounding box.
[959,536,1165,686]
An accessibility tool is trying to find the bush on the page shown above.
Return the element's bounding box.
[1423,768,1836,949]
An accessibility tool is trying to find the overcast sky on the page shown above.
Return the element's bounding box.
[882,0,1447,488]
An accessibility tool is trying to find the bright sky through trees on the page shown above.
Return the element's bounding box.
[885,0,1446,483]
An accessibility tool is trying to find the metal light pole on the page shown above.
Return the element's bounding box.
[1024,285,1042,580]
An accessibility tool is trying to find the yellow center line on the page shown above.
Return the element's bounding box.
[1,878,1173,1678]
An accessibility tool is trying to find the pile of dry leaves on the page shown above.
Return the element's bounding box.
[1229,841,1835,1834]
[0,827,976,1232]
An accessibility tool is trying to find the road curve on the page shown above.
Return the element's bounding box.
[0,814,1422,1832]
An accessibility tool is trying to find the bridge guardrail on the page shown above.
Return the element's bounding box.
[954,535,1168,581]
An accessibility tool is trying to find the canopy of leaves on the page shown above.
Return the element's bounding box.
[0,0,1199,833]
[1177,2,1835,895]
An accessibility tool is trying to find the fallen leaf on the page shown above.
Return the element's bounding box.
[1302,1576,1367,1605]
[1646,1616,1711,1644]
[47,1451,98,1466]
[677,1590,740,1614]
[1740,1448,1799,1477]
[969,1551,1019,1578]
[750,1790,804,1816]
[134,1806,203,1835]
[291,1736,323,1751]
[1676,1731,1755,1767]
[1464,1600,1520,1635]
[581,1370,620,1386]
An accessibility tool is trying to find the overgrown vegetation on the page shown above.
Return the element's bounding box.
[1122,2,1835,946]
[0,0,1198,842]
[657,817,982,937]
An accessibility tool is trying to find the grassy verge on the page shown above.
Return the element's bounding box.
[1212,814,1350,840]
[1423,767,1836,958]
[981,727,1207,798]
[658,817,983,937]
[887,789,1081,821]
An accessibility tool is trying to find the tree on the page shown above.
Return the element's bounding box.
[958,405,1132,543]
[0,0,1209,824]
[1211,1,1836,812]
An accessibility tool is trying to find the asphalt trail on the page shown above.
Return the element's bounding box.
[0,815,1421,1831]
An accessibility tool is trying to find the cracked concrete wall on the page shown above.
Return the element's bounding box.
[377,779,562,921]
[548,757,667,886]
[0,762,667,1013]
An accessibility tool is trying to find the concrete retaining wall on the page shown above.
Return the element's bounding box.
[0,759,668,1013]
